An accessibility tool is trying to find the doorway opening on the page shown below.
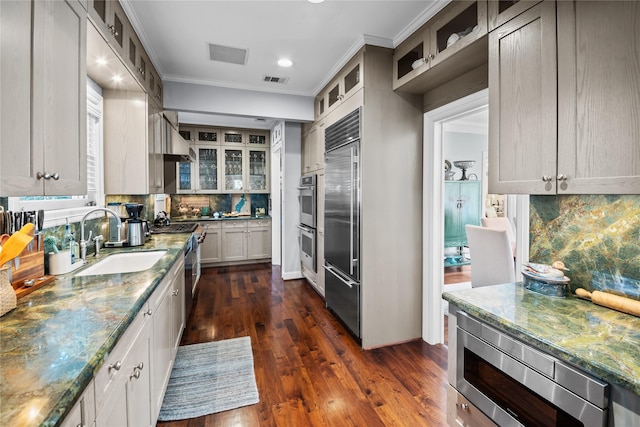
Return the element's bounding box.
[422,89,529,344]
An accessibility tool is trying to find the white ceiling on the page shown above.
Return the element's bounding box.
[120,0,451,127]
[444,108,488,134]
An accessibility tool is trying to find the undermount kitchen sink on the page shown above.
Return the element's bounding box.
[75,250,167,276]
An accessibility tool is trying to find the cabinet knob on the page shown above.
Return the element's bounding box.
[541,175,553,182]
[458,403,470,411]
[144,308,153,316]
[129,369,141,380]
[108,361,122,372]
[557,174,568,181]
[172,289,179,296]
[37,172,60,181]
[107,24,118,37]
[135,362,144,371]
[428,54,435,60]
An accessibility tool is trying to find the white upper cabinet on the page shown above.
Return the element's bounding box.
[1,0,87,196]
[392,0,488,94]
[88,0,128,61]
[556,0,640,194]
[488,1,557,194]
[489,0,640,194]
[315,54,363,119]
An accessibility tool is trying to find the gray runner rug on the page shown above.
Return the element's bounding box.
[158,336,259,421]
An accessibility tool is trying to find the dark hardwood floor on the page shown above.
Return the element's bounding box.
[444,265,471,285]
[158,263,450,427]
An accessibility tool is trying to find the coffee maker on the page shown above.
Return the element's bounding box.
[124,203,149,246]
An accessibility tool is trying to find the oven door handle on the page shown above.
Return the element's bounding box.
[297,224,314,233]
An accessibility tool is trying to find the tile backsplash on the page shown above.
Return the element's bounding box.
[529,195,640,299]
[169,194,269,218]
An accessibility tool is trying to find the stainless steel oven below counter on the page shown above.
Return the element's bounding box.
[451,306,609,427]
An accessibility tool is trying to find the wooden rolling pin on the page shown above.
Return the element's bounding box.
[576,288,640,318]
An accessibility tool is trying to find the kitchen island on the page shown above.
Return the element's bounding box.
[443,283,640,426]
[0,233,191,426]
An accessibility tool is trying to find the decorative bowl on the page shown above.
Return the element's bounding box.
[453,160,476,170]
[411,58,426,70]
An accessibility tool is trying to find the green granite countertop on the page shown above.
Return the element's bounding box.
[0,233,192,427]
[443,283,640,396]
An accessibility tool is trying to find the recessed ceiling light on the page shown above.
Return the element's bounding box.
[112,74,122,83]
[96,57,107,66]
[308,0,324,3]
[277,58,293,67]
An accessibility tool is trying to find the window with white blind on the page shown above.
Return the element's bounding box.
[8,79,105,226]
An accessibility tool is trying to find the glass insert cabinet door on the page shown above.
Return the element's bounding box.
[178,161,192,190]
[248,149,267,191]
[224,148,244,191]
[198,147,219,190]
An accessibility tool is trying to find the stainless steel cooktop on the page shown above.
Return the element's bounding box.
[149,223,197,234]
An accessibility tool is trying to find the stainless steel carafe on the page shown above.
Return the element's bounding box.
[126,219,145,246]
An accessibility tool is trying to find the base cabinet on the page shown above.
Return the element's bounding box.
[200,222,222,263]
[248,221,272,260]
[222,224,248,262]
[150,257,184,421]
[60,380,96,427]
[66,258,185,427]
[200,220,271,266]
[149,273,174,421]
[95,304,151,427]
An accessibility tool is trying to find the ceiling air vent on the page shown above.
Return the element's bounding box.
[208,43,248,65]
[263,75,289,84]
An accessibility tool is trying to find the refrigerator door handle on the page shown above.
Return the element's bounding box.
[351,146,360,275]
[349,147,354,276]
[324,264,358,288]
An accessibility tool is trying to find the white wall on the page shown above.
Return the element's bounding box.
[270,122,283,266]
[164,81,314,122]
[281,122,303,280]
[442,131,487,181]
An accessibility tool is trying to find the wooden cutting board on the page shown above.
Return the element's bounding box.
[14,275,55,299]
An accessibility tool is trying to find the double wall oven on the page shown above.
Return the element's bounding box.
[298,174,317,272]
[451,306,609,427]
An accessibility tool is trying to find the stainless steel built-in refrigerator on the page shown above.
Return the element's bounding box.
[324,107,361,338]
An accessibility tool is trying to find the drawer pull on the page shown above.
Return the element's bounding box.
[130,369,141,380]
[457,402,470,411]
[108,361,122,372]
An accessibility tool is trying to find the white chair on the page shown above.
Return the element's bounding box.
[465,225,516,287]
[481,216,516,258]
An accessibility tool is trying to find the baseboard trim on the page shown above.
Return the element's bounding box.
[282,270,303,280]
